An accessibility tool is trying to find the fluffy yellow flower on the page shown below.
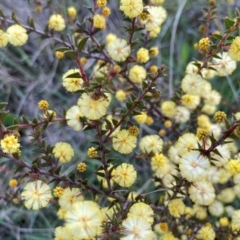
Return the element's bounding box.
[1,134,20,154]
[149,47,159,56]
[161,100,177,118]
[112,129,137,154]
[231,210,240,231]
[67,6,77,20]
[219,217,229,227]
[106,33,117,44]
[151,153,168,171]
[211,52,236,76]
[120,0,143,18]
[54,226,72,240]
[226,159,240,175]
[48,14,65,31]
[140,6,167,31]
[128,202,154,224]
[0,30,8,47]
[168,198,185,218]
[53,142,74,163]
[228,36,240,61]
[149,65,158,73]
[21,180,52,210]
[208,200,224,217]
[136,47,149,63]
[78,93,110,120]
[139,135,163,154]
[181,94,200,110]
[59,187,84,211]
[54,49,64,58]
[107,38,131,62]
[179,151,210,182]
[175,133,198,157]
[7,24,28,46]
[116,89,127,101]
[189,180,215,206]
[174,106,190,124]
[113,163,137,187]
[181,74,204,96]
[66,106,83,131]
[129,65,147,84]
[65,201,103,239]
[196,225,216,240]
[149,26,161,38]
[121,216,155,239]
[203,90,222,105]
[62,69,83,92]
[93,14,106,29]
[134,112,148,124]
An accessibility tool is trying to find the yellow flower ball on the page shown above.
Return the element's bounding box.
[0,30,9,47]
[7,24,28,46]
[48,14,66,31]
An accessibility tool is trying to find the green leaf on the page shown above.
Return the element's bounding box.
[11,12,20,24]
[29,18,35,29]
[77,37,89,53]
[32,118,38,124]
[0,102,7,110]
[64,50,76,60]
[213,33,223,40]
[0,9,5,18]
[112,118,119,126]
[65,72,81,78]
[224,17,235,30]
[22,115,29,124]
[54,47,70,52]
[0,111,9,121]
[55,165,62,174]
[14,165,24,174]
[95,171,105,178]
[227,36,236,41]
[13,118,19,125]
[126,101,133,110]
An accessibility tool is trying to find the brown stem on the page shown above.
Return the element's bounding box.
[197,21,240,74]
[103,71,163,142]
[11,118,66,130]
[0,17,71,47]
[203,123,240,155]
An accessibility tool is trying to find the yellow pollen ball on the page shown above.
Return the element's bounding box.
[9,179,18,188]
[53,186,65,198]
[102,7,111,17]
[38,100,49,110]
[97,0,107,7]
[87,147,98,158]
[55,51,64,59]
[93,14,106,29]
[198,37,211,51]
[77,162,87,172]
[214,111,226,123]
